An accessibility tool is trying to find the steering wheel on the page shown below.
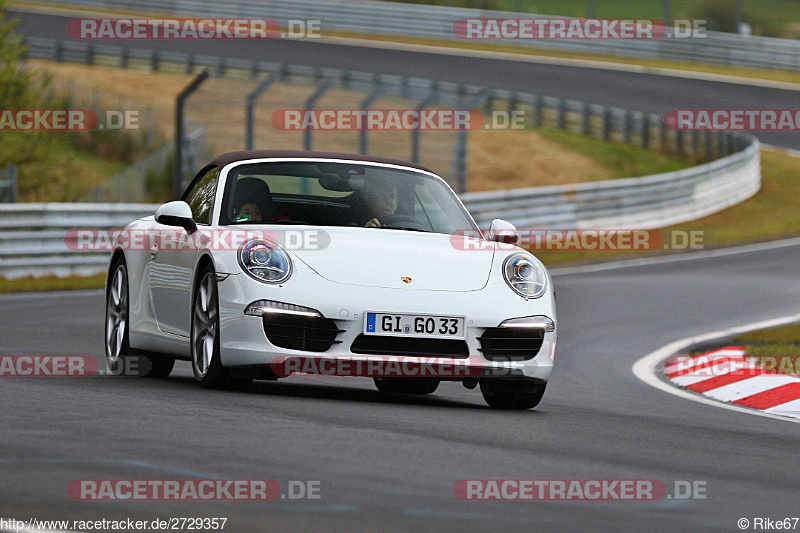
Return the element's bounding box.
[379,214,426,231]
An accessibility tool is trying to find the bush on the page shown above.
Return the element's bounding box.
[688,0,783,37]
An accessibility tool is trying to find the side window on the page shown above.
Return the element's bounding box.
[184,167,220,225]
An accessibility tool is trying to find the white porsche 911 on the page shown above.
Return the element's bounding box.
[104,151,556,409]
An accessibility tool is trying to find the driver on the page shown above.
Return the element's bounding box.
[360,177,399,228]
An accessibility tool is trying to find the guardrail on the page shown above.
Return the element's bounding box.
[0,137,760,279]
[0,166,18,203]
[463,137,760,228]
[20,0,800,71]
[0,203,159,279]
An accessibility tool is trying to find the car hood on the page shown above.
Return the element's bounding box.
[286,228,495,291]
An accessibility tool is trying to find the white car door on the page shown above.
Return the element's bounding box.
[151,167,219,337]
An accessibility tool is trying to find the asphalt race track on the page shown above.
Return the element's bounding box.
[11,9,800,150]
[1,243,800,531]
[3,7,800,533]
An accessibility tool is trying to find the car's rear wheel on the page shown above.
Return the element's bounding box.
[479,380,546,409]
[191,265,252,390]
[373,377,440,395]
[105,258,174,378]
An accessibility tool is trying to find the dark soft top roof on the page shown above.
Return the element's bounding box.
[209,150,433,173]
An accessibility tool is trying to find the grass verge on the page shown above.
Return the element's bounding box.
[734,324,800,345]
[733,324,800,376]
[0,274,106,294]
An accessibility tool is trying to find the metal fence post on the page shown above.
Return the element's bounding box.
[534,94,543,127]
[174,70,210,200]
[603,106,612,141]
[304,79,336,151]
[245,69,285,150]
[581,102,591,136]
[411,82,439,164]
[145,108,154,150]
[557,98,566,130]
[359,75,384,154]
[84,42,94,65]
[8,165,17,203]
[641,114,651,149]
[67,79,74,109]
[623,110,631,144]
[452,89,489,194]
[507,92,518,122]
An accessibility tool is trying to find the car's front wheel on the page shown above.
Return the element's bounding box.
[105,258,174,378]
[479,380,546,409]
[373,377,440,395]
[191,265,252,390]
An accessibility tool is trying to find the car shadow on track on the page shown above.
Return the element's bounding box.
[164,375,493,410]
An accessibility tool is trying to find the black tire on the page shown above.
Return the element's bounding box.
[480,380,547,410]
[191,265,252,391]
[105,257,175,378]
[373,377,440,395]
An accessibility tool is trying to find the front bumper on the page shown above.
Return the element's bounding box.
[216,269,556,382]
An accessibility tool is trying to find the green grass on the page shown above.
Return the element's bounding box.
[3,134,127,202]
[676,150,800,245]
[736,324,800,376]
[0,274,106,293]
[735,324,800,345]
[537,127,696,178]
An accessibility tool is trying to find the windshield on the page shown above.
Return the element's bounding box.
[219,161,478,235]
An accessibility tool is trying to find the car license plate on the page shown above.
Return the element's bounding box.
[364,312,466,340]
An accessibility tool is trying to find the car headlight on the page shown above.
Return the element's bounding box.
[503,253,547,299]
[238,238,292,283]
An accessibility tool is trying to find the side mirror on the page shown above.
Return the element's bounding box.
[488,219,518,244]
[155,201,197,231]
